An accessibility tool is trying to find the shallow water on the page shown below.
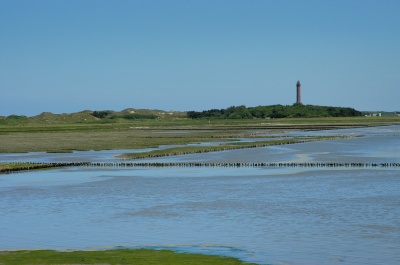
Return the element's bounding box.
[136,128,400,164]
[1,126,399,265]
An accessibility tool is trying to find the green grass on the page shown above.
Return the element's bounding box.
[0,249,257,265]
[0,116,399,153]
[0,163,48,170]
[0,130,231,153]
[1,115,399,129]
[0,163,58,173]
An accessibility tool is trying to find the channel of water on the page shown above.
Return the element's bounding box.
[0,125,399,265]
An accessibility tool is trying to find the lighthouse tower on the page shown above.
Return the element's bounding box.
[296,81,301,104]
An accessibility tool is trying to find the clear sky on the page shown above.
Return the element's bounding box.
[1,0,399,116]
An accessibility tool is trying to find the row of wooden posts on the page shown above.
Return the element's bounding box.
[1,161,400,174]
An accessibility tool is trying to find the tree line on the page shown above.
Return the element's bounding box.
[187,104,362,119]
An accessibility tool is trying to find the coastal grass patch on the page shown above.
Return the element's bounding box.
[0,116,398,153]
[0,163,34,170]
[0,249,257,265]
[0,163,50,170]
[0,130,234,153]
[1,116,399,132]
[0,163,56,173]
[118,136,348,159]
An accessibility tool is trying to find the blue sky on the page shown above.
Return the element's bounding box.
[1,0,399,116]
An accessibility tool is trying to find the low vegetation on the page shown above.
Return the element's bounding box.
[0,249,257,265]
[0,163,63,173]
[0,129,231,153]
[0,163,49,170]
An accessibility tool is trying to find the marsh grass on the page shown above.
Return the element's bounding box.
[0,163,37,170]
[0,130,234,153]
[0,163,56,173]
[0,249,257,265]
[0,117,398,153]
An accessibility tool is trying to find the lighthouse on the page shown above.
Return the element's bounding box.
[296,81,301,104]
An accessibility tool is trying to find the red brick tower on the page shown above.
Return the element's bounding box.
[296,81,301,104]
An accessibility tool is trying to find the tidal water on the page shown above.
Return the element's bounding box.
[1,126,399,265]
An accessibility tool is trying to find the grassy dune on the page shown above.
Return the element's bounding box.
[0,249,257,265]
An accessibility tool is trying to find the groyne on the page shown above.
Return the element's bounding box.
[1,161,399,174]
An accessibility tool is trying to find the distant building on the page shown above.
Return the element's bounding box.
[296,81,301,104]
[365,113,382,117]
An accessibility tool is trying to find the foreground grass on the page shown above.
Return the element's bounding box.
[0,249,257,265]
